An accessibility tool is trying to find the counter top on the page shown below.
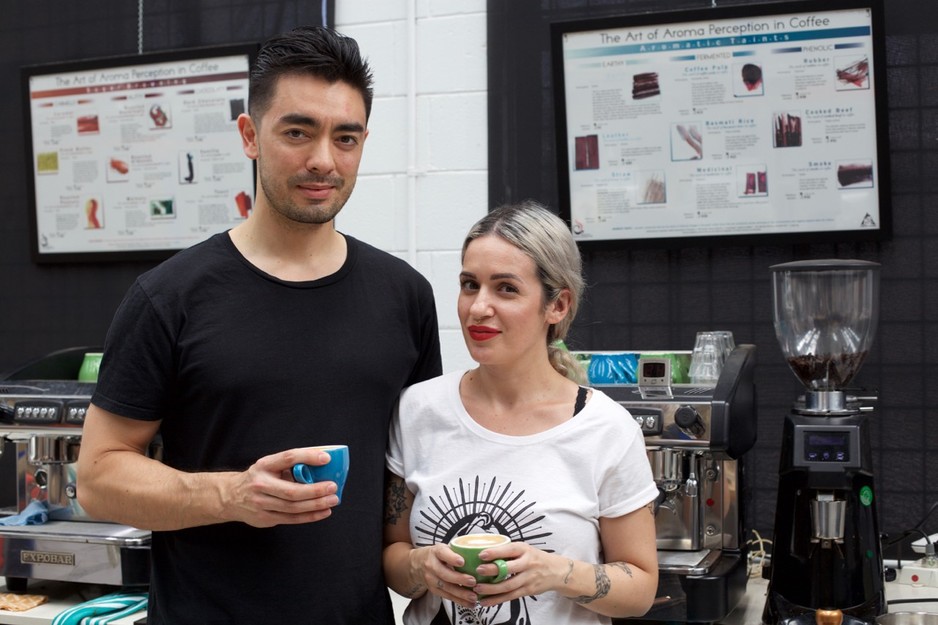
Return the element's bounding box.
[1,576,935,624]
[0,581,412,625]
[0,581,144,625]
[721,576,938,625]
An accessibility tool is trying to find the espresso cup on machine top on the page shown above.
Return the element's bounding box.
[449,533,511,584]
[292,444,349,502]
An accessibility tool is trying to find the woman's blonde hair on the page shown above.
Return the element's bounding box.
[462,200,586,383]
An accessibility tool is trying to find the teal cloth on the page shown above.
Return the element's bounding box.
[0,500,49,526]
[51,592,147,625]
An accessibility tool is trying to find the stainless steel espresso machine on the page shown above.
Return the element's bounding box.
[0,347,151,591]
[763,260,885,625]
[598,343,757,624]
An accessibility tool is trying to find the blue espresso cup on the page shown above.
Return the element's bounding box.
[292,445,350,502]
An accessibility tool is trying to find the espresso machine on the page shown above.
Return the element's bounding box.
[763,260,885,625]
[0,347,151,591]
[595,343,757,624]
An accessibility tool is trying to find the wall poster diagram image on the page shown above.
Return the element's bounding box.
[36,152,58,175]
[773,113,802,148]
[637,171,667,204]
[835,55,870,90]
[235,190,253,219]
[150,198,175,220]
[575,135,600,170]
[179,151,196,184]
[735,63,764,97]
[84,197,103,229]
[737,166,768,197]
[228,98,245,120]
[76,115,99,135]
[632,72,660,99]
[672,123,702,161]
[148,103,171,129]
[107,157,130,183]
[837,160,874,188]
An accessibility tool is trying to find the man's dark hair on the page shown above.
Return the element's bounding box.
[249,25,374,122]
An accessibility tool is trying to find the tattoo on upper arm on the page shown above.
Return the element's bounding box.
[384,475,409,525]
[646,502,655,516]
[610,561,633,578]
[574,564,611,604]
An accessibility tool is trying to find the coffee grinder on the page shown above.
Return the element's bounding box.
[763,260,885,625]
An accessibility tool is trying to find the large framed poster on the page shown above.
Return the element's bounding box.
[551,0,890,249]
[23,44,258,263]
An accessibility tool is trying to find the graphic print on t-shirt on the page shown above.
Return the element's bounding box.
[416,475,553,625]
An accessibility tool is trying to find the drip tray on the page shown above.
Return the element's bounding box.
[0,521,150,588]
[658,549,721,575]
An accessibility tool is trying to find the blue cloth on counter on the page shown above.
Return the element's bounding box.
[587,352,639,384]
[0,500,49,526]
[51,592,148,625]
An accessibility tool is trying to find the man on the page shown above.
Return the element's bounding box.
[77,26,442,624]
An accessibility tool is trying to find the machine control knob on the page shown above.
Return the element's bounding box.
[674,405,701,429]
[65,483,77,499]
[34,469,48,489]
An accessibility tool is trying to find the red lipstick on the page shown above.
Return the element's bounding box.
[467,325,500,341]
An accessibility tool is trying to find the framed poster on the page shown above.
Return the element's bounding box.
[551,0,890,249]
[22,43,258,263]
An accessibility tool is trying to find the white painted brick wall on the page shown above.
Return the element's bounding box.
[336,1,486,373]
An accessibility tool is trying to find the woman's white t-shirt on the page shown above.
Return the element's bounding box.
[387,370,658,625]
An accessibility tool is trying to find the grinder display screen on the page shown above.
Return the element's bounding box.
[804,430,850,462]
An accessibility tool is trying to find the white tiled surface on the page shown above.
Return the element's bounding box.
[335,1,486,376]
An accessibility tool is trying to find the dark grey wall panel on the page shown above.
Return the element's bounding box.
[0,1,331,374]
[488,0,935,545]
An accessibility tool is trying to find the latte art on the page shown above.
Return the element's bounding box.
[451,533,509,548]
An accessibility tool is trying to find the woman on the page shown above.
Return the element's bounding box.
[383,201,658,624]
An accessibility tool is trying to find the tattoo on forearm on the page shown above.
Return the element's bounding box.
[404,581,426,598]
[384,478,408,525]
[563,560,575,584]
[574,564,611,604]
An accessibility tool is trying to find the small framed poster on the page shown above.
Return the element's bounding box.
[23,43,258,263]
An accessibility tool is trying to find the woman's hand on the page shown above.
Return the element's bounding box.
[469,541,567,607]
[416,544,483,608]
[466,508,659,619]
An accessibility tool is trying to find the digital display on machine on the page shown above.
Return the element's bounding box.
[804,430,850,462]
[643,361,667,378]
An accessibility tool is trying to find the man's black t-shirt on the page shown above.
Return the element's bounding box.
[93,232,442,624]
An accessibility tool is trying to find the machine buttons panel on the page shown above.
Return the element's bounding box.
[8,399,89,426]
[13,400,63,424]
[628,407,663,435]
[63,400,90,425]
